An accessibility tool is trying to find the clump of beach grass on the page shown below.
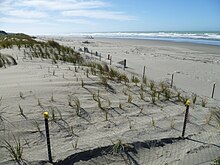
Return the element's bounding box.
[128,94,133,103]
[151,117,156,127]
[150,90,157,104]
[192,93,197,104]
[73,96,81,116]
[1,136,24,164]
[68,95,72,107]
[112,139,124,154]
[150,80,155,91]
[201,98,207,107]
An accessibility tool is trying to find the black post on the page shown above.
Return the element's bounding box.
[171,74,174,88]
[182,100,190,138]
[211,82,216,98]
[124,59,126,70]
[110,56,112,65]
[142,66,146,80]
[44,112,52,163]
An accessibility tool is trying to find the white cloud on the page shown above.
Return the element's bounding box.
[62,10,136,21]
[16,0,108,10]
[57,18,92,25]
[6,10,47,18]
[0,0,136,29]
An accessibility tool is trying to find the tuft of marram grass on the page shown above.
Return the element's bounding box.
[73,96,81,116]
[68,95,72,107]
[150,90,156,104]
[201,98,207,107]
[151,117,156,127]
[2,136,24,164]
[192,93,197,104]
[150,80,155,91]
[128,94,133,103]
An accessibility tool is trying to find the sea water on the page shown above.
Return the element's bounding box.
[71,31,220,46]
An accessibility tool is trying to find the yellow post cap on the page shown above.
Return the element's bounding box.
[44,111,49,119]
[185,100,190,106]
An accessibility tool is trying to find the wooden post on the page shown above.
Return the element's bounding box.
[211,82,216,98]
[182,100,190,138]
[44,112,52,163]
[124,59,126,70]
[171,74,174,88]
[99,53,101,61]
[91,50,92,56]
[110,56,112,65]
[142,66,146,80]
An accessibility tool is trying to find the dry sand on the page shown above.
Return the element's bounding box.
[0,37,220,165]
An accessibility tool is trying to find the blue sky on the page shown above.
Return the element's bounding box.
[1,0,220,35]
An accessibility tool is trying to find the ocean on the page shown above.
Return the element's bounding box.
[70,31,220,46]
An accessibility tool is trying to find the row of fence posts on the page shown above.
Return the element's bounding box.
[83,47,217,98]
[43,65,217,164]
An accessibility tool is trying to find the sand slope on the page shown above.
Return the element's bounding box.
[0,39,220,165]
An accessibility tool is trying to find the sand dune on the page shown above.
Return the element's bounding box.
[0,38,220,165]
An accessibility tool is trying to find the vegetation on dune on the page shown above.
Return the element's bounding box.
[0,33,84,65]
[1,136,24,164]
[211,156,220,165]
[0,53,17,68]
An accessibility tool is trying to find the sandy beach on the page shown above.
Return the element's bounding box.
[0,36,220,165]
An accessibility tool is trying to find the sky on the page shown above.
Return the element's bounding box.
[0,0,220,35]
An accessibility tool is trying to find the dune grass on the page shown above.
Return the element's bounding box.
[1,136,24,165]
[0,53,17,68]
